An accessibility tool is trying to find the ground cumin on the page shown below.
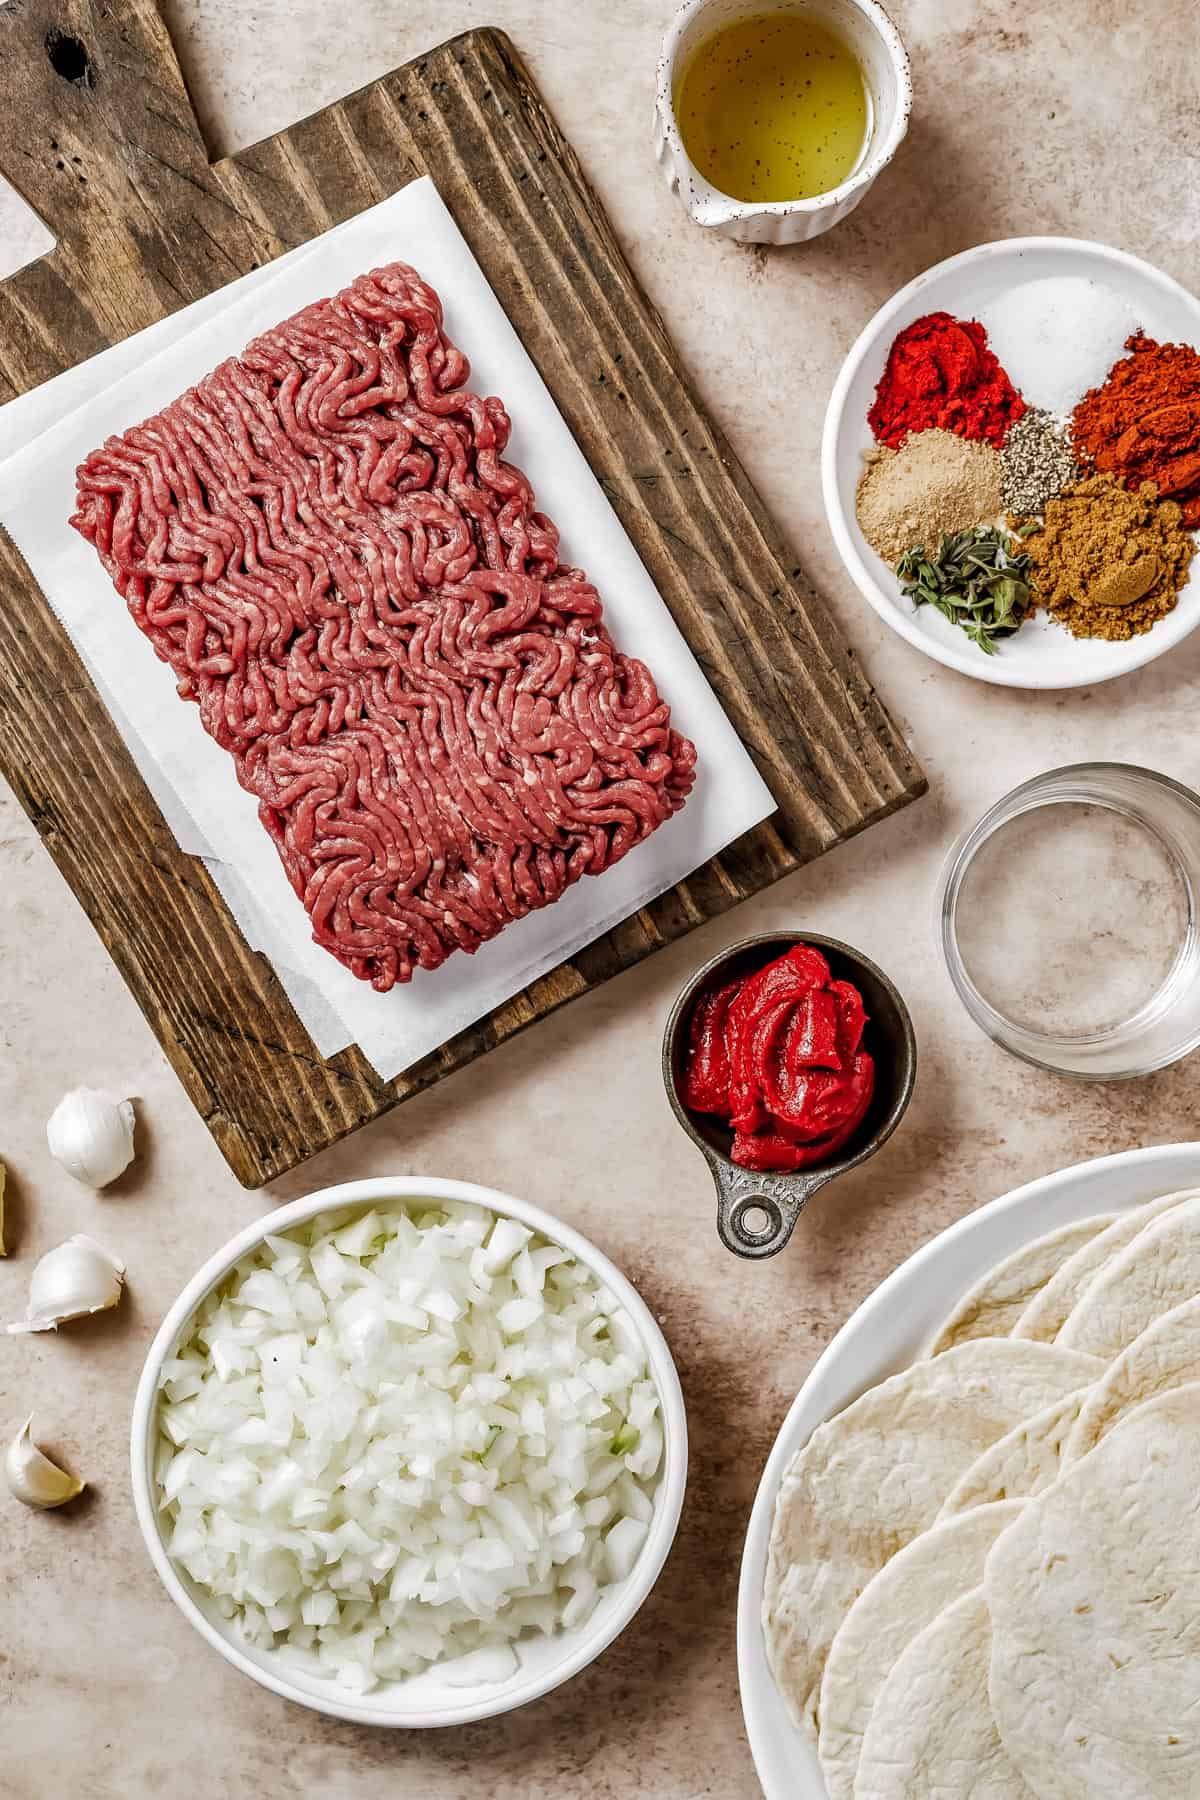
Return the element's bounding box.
[1023,473,1194,641]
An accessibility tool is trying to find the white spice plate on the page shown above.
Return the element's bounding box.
[736,1139,1200,1798]
[823,237,1200,688]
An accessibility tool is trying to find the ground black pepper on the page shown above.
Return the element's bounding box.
[1000,408,1077,516]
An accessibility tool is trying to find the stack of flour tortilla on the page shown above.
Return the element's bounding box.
[762,1186,1200,1798]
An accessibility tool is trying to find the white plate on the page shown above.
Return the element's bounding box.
[822,237,1200,688]
[737,1140,1200,1798]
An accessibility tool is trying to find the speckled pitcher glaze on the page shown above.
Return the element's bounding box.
[654,0,912,244]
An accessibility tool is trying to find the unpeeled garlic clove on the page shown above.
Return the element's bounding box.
[46,1087,136,1189]
[5,1416,85,1509]
[7,1233,125,1334]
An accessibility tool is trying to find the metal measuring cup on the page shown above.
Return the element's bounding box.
[662,932,917,1258]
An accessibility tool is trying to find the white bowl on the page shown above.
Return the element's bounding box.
[822,236,1200,688]
[130,1176,688,1727]
[654,0,912,245]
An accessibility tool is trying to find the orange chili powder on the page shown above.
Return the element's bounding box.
[1072,333,1200,528]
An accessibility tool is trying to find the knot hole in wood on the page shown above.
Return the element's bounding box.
[44,29,94,88]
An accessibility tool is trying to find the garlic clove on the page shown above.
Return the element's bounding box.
[7,1233,126,1334]
[46,1087,136,1189]
[5,1417,85,1509]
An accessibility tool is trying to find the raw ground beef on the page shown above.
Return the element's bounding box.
[72,263,697,990]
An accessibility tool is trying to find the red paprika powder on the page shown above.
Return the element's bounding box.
[1072,333,1200,528]
[869,311,1026,451]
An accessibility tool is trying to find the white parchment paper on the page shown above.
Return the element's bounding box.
[0,178,773,1078]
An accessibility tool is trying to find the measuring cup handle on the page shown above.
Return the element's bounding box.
[709,1162,823,1258]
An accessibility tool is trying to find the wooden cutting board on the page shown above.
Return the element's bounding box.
[0,2,924,1186]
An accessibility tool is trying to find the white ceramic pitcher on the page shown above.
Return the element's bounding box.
[654,0,912,245]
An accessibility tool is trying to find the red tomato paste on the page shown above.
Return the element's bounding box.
[680,944,875,1172]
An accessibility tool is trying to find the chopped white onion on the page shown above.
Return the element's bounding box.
[157,1202,662,1692]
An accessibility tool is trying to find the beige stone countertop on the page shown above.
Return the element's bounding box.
[2,1,1199,1794]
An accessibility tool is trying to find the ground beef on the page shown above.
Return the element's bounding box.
[72,263,697,991]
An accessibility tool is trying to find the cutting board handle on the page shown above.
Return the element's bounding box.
[0,0,262,335]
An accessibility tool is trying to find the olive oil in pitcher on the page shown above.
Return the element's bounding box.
[674,11,870,204]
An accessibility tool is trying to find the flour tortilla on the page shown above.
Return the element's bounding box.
[1011,1188,1198,1342]
[1064,1294,1200,1463]
[818,1501,1023,1800]
[760,1339,1101,1740]
[936,1387,1091,1519]
[927,1215,1116,1355]
[986,1384,1200,1798]
[1057,1191,1200,1360]
[855,1588,1033,1799]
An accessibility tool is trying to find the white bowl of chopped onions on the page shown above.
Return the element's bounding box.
[130,1178,687,1726]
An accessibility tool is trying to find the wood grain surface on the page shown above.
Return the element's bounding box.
[0,1,924,1185]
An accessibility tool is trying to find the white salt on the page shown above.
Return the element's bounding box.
[977,277,1139,416]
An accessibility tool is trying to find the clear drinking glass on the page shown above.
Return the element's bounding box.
[938,764,1200,1079]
